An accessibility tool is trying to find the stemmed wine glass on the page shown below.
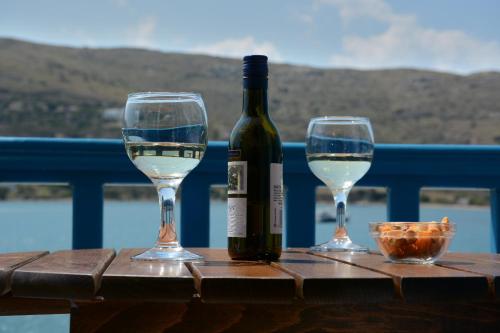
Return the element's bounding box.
[123,92,208,261]
[306,116,374,252]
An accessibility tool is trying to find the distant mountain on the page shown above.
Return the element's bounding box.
[1,38,499,144]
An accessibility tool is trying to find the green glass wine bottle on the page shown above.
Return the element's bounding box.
[227,55,283,260]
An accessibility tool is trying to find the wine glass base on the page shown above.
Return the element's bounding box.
[131,246,203,261]
[310,238,368,252]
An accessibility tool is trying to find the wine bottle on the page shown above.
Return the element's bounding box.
[227,55,283,260]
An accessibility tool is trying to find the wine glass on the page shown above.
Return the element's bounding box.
[306,116,374,252]
[123,92,208,261]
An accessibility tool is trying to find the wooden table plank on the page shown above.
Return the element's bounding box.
[0,251,48,296]
[11,249,115,300]
[445,252,500,264]
[437,253,500,298]
[0,296,70,315]
[71,300,188,333]
[271,250,394,303]
[186,248,296,304]
[70,301,500,333]
[99,248,195,302]
[311,251,489,302]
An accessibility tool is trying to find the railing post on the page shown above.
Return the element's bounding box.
[491,188,500,253]
[181,174,211,247]
[286,176,317,247]
[72,181,103,249]
[387,183,420,221]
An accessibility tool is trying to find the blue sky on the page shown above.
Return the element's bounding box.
[1,0,499,73]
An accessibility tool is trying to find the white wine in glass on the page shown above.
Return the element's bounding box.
[123,92,208,261]
[306,117,374,252]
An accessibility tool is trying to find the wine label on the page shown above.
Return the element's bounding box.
[270,163,283,234]
[228,198,246,237]
[228,161,247,195]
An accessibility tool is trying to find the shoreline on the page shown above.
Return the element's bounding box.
[0,199,490,211]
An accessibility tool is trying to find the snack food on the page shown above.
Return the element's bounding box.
[369,218,455,264]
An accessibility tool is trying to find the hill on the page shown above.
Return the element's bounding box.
[1,38,500,144]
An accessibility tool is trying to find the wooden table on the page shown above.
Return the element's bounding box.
[1,249,499,332]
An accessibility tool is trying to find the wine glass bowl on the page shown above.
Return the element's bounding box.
[123,92,207,261]
[306,116,374,252]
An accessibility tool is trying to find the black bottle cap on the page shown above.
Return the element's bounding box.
[243,55,268,78]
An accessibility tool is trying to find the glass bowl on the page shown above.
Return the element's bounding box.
[369,221,455,264]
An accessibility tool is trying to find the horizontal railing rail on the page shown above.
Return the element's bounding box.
[1,137,499,252]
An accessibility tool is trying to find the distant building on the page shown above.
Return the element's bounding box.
[102,108,122,120]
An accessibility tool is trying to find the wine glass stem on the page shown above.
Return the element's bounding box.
[333,190,349,239]
[156,184,180,248]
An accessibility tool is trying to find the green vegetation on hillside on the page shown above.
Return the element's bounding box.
[1,38,499,144]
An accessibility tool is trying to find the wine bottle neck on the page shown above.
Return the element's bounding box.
[242,88,268,117]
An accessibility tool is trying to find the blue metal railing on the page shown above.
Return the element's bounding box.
[1,137,499,252]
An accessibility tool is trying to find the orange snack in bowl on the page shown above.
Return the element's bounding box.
[370,218,455,264]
